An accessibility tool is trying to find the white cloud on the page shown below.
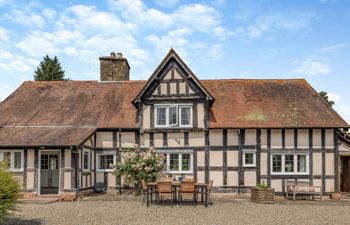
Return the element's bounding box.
[0,27,9,43]
[213,26,234,40]
[207,44,223,60]
[155,0,179,8]
[0,54,38,73]
[107,0,172,28]
[0,49,13,60]
[0,0,11,6]
[42,8,56,20]
[316,43,345,53]
[108,0,221,32]
[337,101,350,124]
[5,9,46,28]
[146,28,192,54]
[174,4,220,32]
[16,31,60,57]
[328,93,340,102]
[234,12,315,40]
[290,59,331,76]
[0,83,15,101]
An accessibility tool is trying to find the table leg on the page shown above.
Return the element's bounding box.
[205,186,208,207]
[147,187,150,207]
[201,187,204,203]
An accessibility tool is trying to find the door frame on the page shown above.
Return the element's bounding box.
[38,150,61,196]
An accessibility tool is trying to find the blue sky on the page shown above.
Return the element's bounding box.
[0,0,350,122]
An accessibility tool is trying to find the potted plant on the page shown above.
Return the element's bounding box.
[251,181,275,204]
[330,189,341,200]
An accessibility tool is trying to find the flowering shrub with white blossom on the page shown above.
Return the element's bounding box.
[114,148,165,194]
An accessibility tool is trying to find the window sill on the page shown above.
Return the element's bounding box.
[8,169,23,172]
[243,165,256,168]
[166,171,193,174]
[96,169,114,173]
[271,172,309,176]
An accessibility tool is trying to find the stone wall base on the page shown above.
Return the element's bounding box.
[19,192,38,199]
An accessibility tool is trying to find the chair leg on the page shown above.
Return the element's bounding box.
[171,193,173,208]
[193,193,196,208]
[157,193,160,207]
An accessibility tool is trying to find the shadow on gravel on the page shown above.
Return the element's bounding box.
[3,218,43,225]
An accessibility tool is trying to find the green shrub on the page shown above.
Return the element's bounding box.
[114,148,165,195]
[0,161,21,222]
[256,181,269,190]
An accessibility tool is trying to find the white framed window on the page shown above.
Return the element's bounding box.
[83,150,90,171]
[154,104,192,128]
[158,150,193,174]
[243,150,256,167]
[0,150,24,172]
[96,153,116,172]
[179,106,192,127]
[271,153,309,175]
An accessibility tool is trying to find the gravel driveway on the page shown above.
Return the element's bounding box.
[4,195,350,225]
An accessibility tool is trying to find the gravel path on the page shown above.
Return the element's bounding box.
[4,197,350,225]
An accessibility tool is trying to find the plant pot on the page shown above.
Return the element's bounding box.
[330,192,342,200]
[251,187,275,204]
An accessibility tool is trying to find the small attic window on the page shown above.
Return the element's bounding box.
[155,104,192,128]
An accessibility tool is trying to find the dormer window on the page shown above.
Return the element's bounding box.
[155,104,192,128]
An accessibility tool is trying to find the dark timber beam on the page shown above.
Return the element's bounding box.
[205,130,209,184]
[267,129,271,187]
[309,129,313,184]
[223,129,228,186]
[334,129,339,191]
[321,129,326,194]
[256,129,261,185]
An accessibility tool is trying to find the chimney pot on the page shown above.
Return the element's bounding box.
[110,52,116,58]
[117,52,123,58]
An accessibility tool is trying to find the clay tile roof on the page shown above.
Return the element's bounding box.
[0,126,96,148]
[202,79,349,128]
[0,81,146,128]
[0,79,348,130]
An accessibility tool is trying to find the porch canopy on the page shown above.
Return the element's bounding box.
[0,126,96,149]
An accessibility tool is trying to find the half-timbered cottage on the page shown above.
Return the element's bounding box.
[0,49,348,199]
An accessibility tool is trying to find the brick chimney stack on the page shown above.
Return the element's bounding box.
[99,52,130,81]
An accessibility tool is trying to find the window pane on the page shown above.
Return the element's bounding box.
[180,107,191,125]
[297,155,306,172]
[83,152,89,170]
[14,152,22,169]
[272,155,282,172]
[245,153,254,165]
[99,155,114,170]
[49,155,58,170]
[41,155,48,170]
[182,154,191,171]
[169,106,177,125]
[285,155,294,172]
[169,154,179,171]
[156,108,166,125]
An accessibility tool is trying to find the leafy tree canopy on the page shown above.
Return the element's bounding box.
[319,91,335,108]
[34,55,67,81]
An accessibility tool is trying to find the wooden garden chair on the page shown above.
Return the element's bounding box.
[179,180,196,207]
[141,180,156,205]
[156,181,174,207]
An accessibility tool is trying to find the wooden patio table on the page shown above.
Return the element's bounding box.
[146,181,208,207]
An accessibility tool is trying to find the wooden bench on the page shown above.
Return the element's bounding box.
[285,180,322,201]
